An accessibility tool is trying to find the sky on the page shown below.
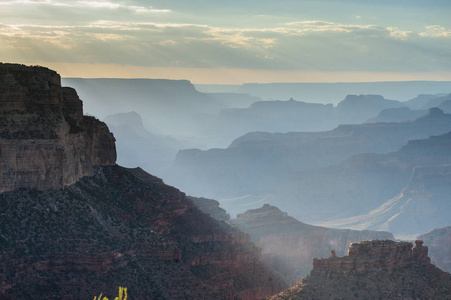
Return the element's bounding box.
[1,0,451,84]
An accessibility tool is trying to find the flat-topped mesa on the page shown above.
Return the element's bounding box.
[0,63,116,192]
[312,239,431,276]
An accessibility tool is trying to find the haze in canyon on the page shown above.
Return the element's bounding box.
[2,0,451,298]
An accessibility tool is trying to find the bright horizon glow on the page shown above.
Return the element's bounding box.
[45,63,451,85]
[1,0,450,83]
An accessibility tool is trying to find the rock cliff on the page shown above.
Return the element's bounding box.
[190,196,231,222]
[419,226,451,273]
[230,204,393,284]
[0,63,116,192]
[272,240,451,299]
[0,64,283,299]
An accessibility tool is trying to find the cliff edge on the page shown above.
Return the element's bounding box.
[0,63,116,192]
[0,63,283,299]
[272,240,451,299]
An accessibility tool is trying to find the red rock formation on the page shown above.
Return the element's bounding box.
[0,63,116,192]
[312,240,431,276]
[272,240,451,300]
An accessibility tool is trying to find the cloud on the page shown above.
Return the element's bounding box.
[285,21,379,33]
[0,0,171,14]
[0,11,450,73]
[387,27,412,40]
[420,25,451,38]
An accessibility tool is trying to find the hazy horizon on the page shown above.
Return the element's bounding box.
[2,0,450,84]
[1,1,451,297]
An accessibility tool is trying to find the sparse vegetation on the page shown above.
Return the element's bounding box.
[93,286,127,300]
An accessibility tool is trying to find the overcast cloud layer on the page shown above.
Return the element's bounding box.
[1,0,450,82]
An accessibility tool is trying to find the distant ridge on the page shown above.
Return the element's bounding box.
[166,108,451,218]
[196,81,451,104]
[230,204,393,283]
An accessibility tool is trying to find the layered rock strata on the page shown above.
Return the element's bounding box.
[0,63,116,192]
[230,204,393,284]
[272,240,451,299]
[0,64,283,299]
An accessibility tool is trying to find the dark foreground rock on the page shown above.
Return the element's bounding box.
[0,166,283,299]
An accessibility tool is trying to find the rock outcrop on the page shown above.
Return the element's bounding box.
[230,204,393,284]
[0,63,116,192]
[0,64,283,299]
[190,196,230,222]
[419,226,451,273]
[272,240,451,299]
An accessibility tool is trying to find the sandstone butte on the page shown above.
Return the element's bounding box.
[272,239,451,299]
[0,63,284,299]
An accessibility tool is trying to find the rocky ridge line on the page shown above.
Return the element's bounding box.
[272,240,451,299]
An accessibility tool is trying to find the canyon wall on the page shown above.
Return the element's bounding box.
[0,64,283,299]
[0,63,116,192]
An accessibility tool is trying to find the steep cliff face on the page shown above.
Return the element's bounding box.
[230,204,393,284]
[0,63,116,192]
[272,240,451,300]
[419,226,451,273]
[0,64,283,299]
